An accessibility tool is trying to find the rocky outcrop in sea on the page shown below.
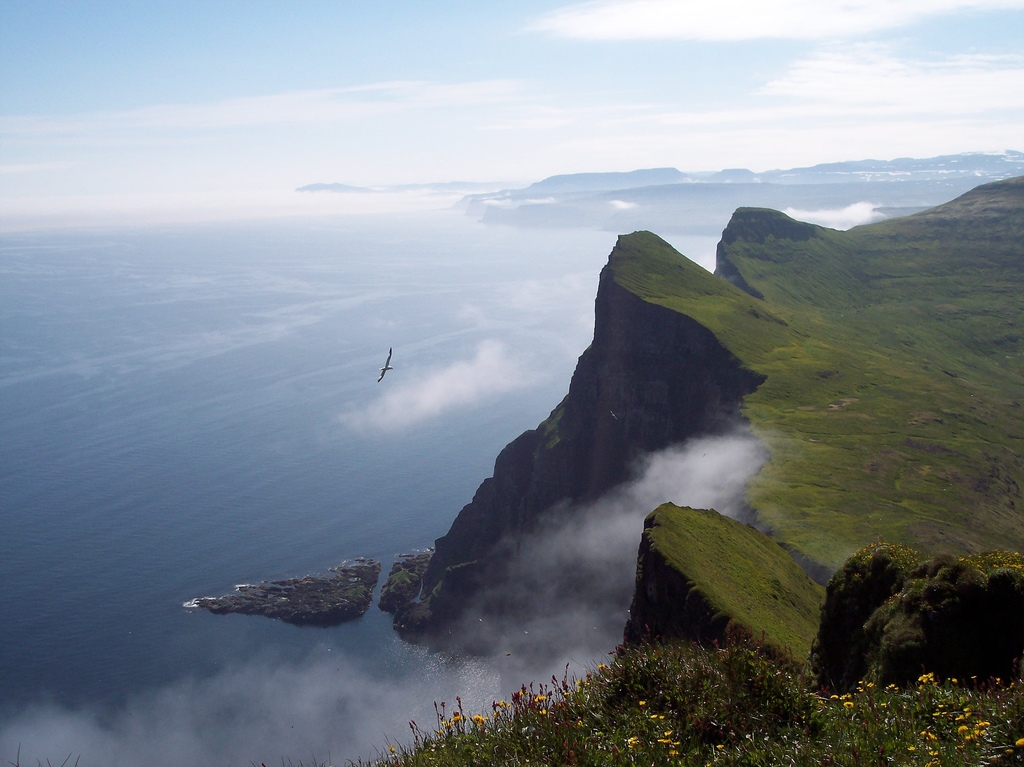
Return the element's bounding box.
[184,559,381,627]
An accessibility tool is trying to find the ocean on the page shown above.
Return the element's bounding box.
[1,211,660,764]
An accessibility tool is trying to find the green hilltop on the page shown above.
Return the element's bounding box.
[609,177,1024,572]
[629,504,824,656]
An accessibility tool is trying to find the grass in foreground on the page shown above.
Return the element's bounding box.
[362,640,1024,767]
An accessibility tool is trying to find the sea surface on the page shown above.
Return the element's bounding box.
[3,211,711,763]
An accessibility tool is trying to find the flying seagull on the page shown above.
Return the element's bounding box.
[377,347,393,382]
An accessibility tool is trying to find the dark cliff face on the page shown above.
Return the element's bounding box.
[398,236,766,643]
[624,515,731,646]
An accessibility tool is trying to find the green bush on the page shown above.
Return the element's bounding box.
[814,544,1024,691]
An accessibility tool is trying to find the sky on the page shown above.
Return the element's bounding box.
[1,0,1022,226]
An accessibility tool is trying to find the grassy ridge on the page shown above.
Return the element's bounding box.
[609,178,1024,570]
[642,504,824,656]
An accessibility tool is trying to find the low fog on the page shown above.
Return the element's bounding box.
[340,340,539,433]
[783,201,884,229]
[440,430,767,687]
[1,430,766,766]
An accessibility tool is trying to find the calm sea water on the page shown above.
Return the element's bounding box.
[0,212,628,757]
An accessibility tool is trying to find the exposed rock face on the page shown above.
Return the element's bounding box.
[185,559,381,627]
[625,517,730,646]
[378,551,433,614]
[396,234,765,643]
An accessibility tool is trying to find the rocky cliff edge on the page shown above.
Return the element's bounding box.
[395,232,766,644]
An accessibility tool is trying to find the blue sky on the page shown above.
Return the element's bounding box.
[1,0,1022,225]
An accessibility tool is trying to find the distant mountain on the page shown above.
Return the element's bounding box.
[296,182,374,193]
[762,151,1024,184]
[503,151,1024,196]
[295,180,513,194]
[462,151,1024,236]
[522,167,689,194]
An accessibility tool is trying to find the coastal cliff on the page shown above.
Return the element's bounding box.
[396,232,765,642]
[398,177,1024,647]
[624,504,823,656]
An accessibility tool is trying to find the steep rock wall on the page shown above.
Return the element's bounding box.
[397,234,765,643]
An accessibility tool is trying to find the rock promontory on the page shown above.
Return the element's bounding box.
[395,232,766,643]
[624,504,824,656]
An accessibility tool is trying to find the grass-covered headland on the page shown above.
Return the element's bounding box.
[610,177,1024,571]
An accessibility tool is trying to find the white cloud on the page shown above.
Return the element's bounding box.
[536,47,1023,171]
[340,341,536,433]
[0,80,525,137]
[783,201,885,229]
[760,49,1024,115]
[609,199,637,209]
[532,0,1024,40]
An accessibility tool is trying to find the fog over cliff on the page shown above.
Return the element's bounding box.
[434,429,767,687]
[2,431,764,767]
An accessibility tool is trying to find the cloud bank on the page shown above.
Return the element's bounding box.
[533,0,1024,40]
[783,201,885,229]
[0,649,499,767]
[341,341,536,433]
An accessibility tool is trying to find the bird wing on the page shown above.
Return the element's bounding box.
[376,348,391,380]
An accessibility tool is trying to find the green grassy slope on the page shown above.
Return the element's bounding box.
[644,504,824,655]
[610,178,1024,571]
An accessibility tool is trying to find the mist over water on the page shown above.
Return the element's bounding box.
[0,211,763,765]
[443,432,767,689]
